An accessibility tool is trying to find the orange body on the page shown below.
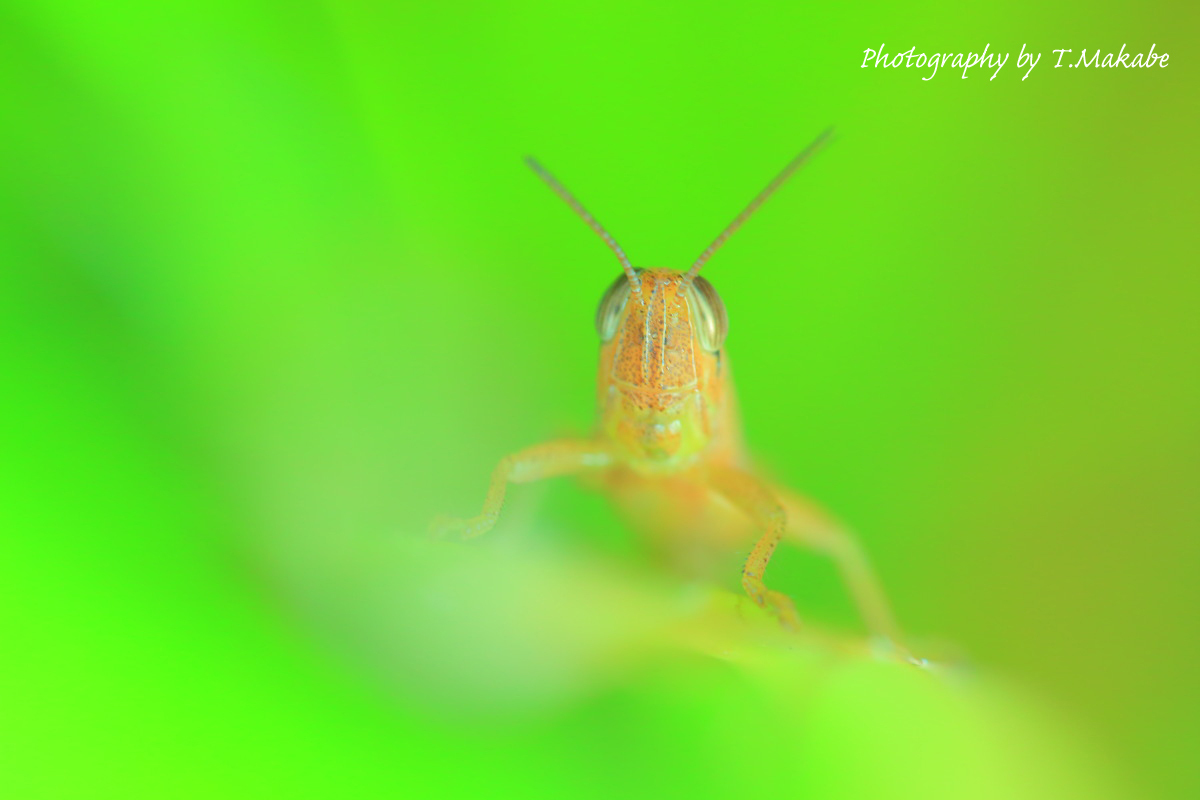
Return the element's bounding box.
[592,268,750,569]
[435,132,907,646]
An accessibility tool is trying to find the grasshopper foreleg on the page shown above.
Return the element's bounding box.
[431,439,613,540]
[707,464,802,630]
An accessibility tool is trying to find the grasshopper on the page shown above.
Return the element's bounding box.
[434,129,905,649]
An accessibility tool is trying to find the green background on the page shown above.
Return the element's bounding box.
[2,1,1196,798]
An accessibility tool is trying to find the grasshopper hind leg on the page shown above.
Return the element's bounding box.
[774,486,904,648]
[708,463,908,653]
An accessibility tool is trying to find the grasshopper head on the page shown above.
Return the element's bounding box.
[594,269,727,467]
[525,129,832,469]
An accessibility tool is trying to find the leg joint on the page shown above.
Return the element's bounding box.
[763,504,786,532]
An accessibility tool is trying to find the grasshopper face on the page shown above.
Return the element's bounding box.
[595,268,727,470]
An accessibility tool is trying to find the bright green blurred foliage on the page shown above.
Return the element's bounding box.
[1,1,1196,797]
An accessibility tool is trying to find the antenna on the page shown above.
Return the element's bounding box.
[525,156,643,301]
[683,127,834,284]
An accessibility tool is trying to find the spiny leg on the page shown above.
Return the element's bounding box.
[431,439,613,540]
[775,485,905,648]
[707,464,801,630]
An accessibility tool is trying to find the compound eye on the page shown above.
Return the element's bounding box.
[687,276,728,352]
[595,272,633,342]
